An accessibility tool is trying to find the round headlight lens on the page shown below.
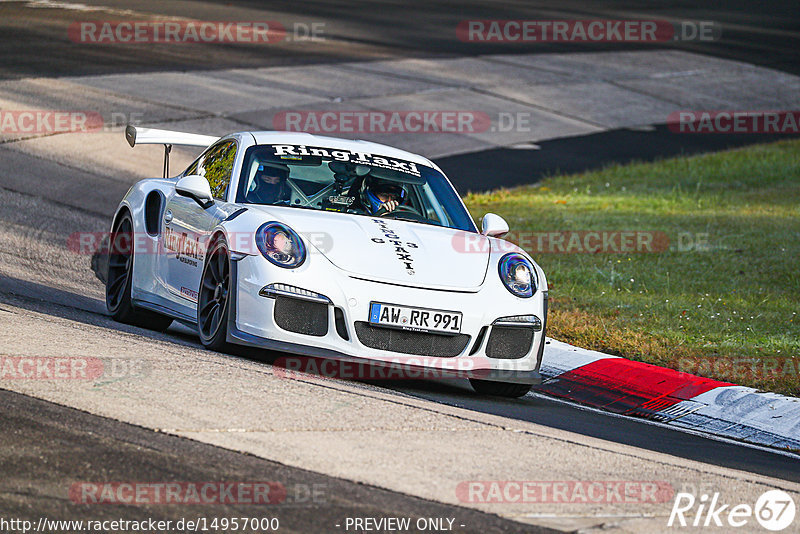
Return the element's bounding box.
[255,222,306,268]
[498,253,537,298]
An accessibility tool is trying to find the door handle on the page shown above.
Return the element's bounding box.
[164,210,173,224]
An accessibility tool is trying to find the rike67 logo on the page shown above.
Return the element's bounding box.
[668,490,796,531]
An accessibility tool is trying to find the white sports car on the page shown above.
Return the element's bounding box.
[104,126,548,397]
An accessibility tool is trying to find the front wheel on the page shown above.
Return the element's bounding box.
[197,236,232,352]
[105,212,173,331]
[469,379,531,398]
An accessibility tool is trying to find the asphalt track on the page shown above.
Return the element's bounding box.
[1,1,800,532]
[1,0,798,79]
[0,389,551,533]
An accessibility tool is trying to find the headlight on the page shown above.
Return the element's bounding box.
[255,222,306,268]
[498,253,537,298]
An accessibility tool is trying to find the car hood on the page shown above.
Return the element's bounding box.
[251,206,489,291]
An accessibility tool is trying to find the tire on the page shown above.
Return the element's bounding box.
[105,211,173,331]
[469,379,532,398]
[197,236,232,352]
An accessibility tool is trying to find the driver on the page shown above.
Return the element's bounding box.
[359,173,408,215]
[246,163,290,205]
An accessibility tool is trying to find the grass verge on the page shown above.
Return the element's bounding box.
[463,139,800,396]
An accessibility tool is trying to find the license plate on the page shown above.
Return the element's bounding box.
[368,302,462,334]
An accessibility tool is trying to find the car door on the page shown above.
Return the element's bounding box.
[162,139,238,306]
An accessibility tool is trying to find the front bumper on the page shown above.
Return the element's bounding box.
[227,255,546,385]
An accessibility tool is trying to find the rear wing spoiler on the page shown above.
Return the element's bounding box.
[125,124,219,178]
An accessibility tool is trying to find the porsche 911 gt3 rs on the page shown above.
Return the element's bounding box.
[104,125,548,397]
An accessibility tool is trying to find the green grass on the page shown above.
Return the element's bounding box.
[463,139,800,396]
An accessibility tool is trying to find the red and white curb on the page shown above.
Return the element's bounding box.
[538,339,800,452]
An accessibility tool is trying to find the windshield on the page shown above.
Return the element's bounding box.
[235,144,477,232]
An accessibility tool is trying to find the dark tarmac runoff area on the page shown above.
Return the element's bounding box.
[437,126,800,192]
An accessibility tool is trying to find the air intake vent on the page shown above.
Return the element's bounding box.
[274,297,328,336]
[334,307,349,340]
[485,326,534,359]
[354,322,469,357]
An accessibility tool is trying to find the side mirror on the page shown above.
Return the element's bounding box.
[176,175,214,208]
[481,213,509,237]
